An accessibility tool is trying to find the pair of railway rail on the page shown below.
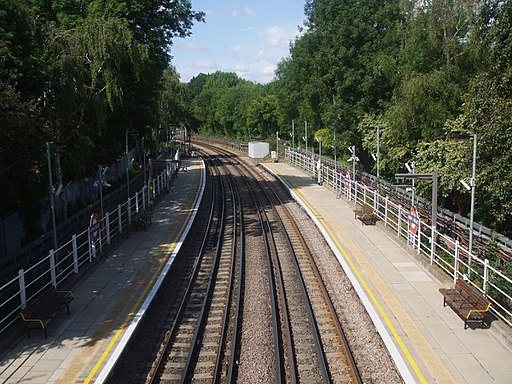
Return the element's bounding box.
[110,144,365,383]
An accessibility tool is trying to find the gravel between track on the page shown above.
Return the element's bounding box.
[236,157,403,383]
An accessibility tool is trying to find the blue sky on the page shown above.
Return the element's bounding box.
[171,1,307,84]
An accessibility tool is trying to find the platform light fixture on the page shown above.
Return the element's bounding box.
[46,141,66,251]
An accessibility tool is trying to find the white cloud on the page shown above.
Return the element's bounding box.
[228,45,242,57]
[261,65,276,75]
[244,6,256,17]
[240,26,257,33]
[174,42,209,53]
[196,60,217,71]
[263,26,296,48]
[234,64,248,78]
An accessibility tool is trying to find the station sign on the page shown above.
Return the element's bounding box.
[409,206,419,234]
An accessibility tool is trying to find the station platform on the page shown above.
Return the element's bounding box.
[262,160,512,384]
[0,157,205,384]
[2,153,512,384]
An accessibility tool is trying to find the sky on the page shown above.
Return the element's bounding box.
[171,1,307,84]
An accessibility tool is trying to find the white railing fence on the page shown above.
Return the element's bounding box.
[285,146,512,327]
[0,169,174,334]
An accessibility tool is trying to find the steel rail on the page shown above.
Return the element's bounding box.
[263,166,363,384]
[179,155,229,383]
[213,161,241,383]
[146,156,218,384]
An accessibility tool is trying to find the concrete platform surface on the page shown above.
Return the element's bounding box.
[0,157,204,384]
[263,160,512,384]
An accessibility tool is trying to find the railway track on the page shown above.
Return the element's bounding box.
[234,155,362,383]
[146,152,243,383]
[110,142,402,384]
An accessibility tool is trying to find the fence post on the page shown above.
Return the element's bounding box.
[354,180,358,203]
[417,221,421,255]
[19,269,26,309]
[430,225,435,264]
[106,212,111,244]
[373,189,377,211]
[127,198,132,225]
[363,185,367,205]
[88,229,93,262]
[483,259,490,294]
[135,191,139,213]
[50,249,57,287]
[118,204,123,234]
[454,240,460,283]
[398,205,402,238]
[73,234,79,273]
[98,218,103,254]
[384,196,389,227]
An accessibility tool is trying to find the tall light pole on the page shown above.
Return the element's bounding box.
[291,120,295,149]
[405,161,416,206]
[46,141,66,251]
[304,120,308,154]
[366,125,381,188]
[46,142,58,251]
[276,131,280,156]
[459,133,477,276]
[315,137,322,185]
[96,165,110,219]
[396,171,439,262]
[125,131,137,200]
[348,145,359,201]
[332,130,338,197]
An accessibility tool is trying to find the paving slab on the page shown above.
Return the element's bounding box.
[264,160,512,384]
[0,158,204,384]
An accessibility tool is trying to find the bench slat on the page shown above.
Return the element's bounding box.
[354,204,377,225]
[439,279,491,329]
[20,289,74,338]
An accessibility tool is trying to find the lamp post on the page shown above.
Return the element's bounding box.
[46,141,66,251]
[396,171,439,263]
[291,120,295,149]
[405,161,416,206]
[459,133,477,276]
[304,120,308,154]
[366,125,380,188]
[315,137,322,185]
[348,145,359,201]
[304,120,309,173]
[276,131,280,157]
[96,165,111,219]
[46,142,58,251]
[332,130,338,197]
[125,131,138,200]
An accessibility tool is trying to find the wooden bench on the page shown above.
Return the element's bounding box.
[439,279,491,329]
[19,289,74,338]
[133,209,153,231]
[353,204,377,225]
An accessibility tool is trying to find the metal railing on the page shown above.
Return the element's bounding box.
[285,146,512,327]
[0,169,175,334]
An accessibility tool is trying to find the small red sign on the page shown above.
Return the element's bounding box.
[409,206,419,234]
[344,170,351,189]
[89,213,100,242]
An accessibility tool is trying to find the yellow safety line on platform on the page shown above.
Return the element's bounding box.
[81,164,203,384]
[293,187,428,383]
[325,217,456,384]
[273,164,457,384]
[83,237,181,384]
